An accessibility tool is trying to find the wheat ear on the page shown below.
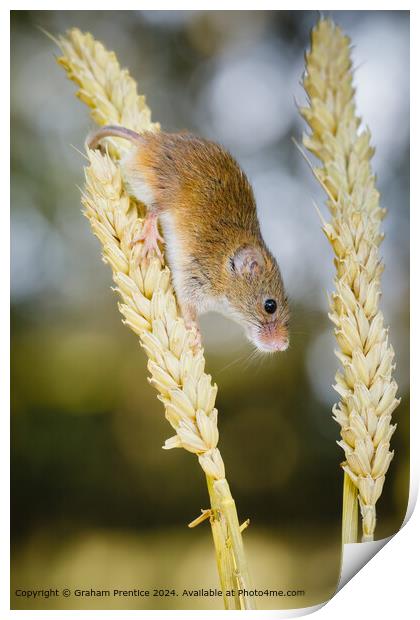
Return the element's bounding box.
[300,19,400,543]
[55,28,254,609]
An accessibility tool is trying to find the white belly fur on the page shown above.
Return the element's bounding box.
[158,211,187,301]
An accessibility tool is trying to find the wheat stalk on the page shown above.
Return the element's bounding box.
[55,28,254,609]
[299,19,400,543]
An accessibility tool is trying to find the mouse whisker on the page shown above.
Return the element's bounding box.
[242,346,262,370]
[218,352,250,374]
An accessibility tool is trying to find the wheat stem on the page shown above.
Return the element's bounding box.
[214,478,255,609]
[206,476,240,609]
[342,471,359,543]
[55,27,254,608]
[300,19,400,544]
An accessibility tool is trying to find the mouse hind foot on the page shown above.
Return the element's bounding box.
[131,212,165,263]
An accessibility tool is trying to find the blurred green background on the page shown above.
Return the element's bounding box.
[11,10,409,611]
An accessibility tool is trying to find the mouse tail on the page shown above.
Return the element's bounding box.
[86,125,144,151]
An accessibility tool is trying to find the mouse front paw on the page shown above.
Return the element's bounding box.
[178,303,202,353]
[189,325,202,353]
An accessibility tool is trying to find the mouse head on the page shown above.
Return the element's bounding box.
[224,244,290,352]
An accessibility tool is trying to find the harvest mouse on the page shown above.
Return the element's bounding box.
[87,126,290,352]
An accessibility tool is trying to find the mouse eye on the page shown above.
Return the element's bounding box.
[264,299,277,314]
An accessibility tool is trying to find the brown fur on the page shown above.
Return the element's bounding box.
[90,127,290,350]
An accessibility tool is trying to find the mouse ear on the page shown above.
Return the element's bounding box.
[231,245,265,276]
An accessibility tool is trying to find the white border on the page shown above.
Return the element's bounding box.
[4,3,417,619]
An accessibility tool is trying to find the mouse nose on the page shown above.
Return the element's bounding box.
[266,335,289,352]
[275,337,289,352]
[255,325,289,352]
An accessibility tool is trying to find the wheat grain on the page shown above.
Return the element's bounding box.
[300,19,400,542]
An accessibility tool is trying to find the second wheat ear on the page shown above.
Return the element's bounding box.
[56,28,255,610]
[300,18,400,543]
